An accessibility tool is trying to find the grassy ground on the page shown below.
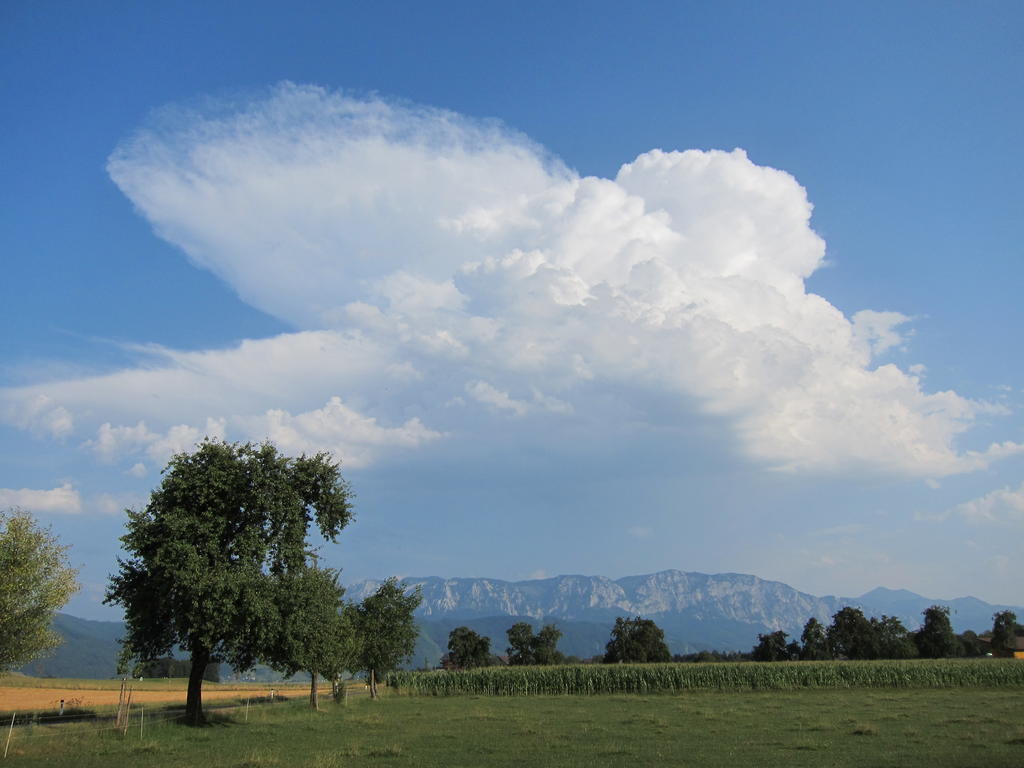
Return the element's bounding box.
[5,688,1024,767]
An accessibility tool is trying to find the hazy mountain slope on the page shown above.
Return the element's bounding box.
[18,613,125,679]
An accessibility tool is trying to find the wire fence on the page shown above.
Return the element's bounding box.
[2,687,370,760]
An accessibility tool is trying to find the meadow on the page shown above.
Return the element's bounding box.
[3,673,1024,767]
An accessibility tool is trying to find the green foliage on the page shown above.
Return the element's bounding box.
[752,630,795,662]
[603,616,670,663]
[990,610,1018,657]
[447,626,492,669]
[799,617,830,660]
[915,605,958,659]
[827,607,878,660]
[105,440,353,723]
[267,566,355,707]
[506,622,565,665]
[957,630,985,657]
[353,577,422,697]
[0,508,79,672]
[390,658,1024,696]
[872,615,917,659]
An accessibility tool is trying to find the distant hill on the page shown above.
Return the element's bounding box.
[21,571,1021,677]
[19,613,126,679]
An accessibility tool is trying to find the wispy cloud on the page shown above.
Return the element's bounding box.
[0,483,82,514]
[948,482,1024,526]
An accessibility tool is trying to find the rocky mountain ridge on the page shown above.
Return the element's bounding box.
[349,569,1021,647]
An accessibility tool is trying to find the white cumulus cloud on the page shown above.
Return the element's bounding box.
[248,396,443,468]
[0,83,1018,479]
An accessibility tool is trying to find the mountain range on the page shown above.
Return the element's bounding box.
[21,570,1021,677]
[351,570,1022,664]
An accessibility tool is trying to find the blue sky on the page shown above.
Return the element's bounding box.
[2,1,1022,620]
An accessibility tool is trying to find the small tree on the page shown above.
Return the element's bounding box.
[506,622,565,665]
[353,578,422,698]
[269,567,355,709]
[447,627,492,669]
[532,624,564,665]
[914,605,957,659]
[106,440,353,725]
[0,508,79,672]
[799,617,830,660]
[957,630,984,657]
[873,615,917,659]
[752,630,794,662]
[506,622,536,665]
[603,616,671,663]
[990,611,1018,657]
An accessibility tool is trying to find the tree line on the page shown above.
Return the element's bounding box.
[444,616,673,668]
[752,605,1021,661]
[443,606,1021,670]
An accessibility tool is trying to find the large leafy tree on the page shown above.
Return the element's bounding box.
[914,605,958,659]
[990,611,1018,657]
[0,508,79,672]
[603,616,671,663]
[352,577,422,698]
[447,626,492,669]
[105,440,353,725]
[827,607,878,660]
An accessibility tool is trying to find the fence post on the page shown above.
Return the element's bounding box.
[140,707,144,739]
[245,698,250,722]
[4,713,14,759]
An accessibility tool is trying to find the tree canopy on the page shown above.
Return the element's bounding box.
[799,617,830,660]
[827,607,878,660]
[105,440,353,724]
[447,626,492,669]
[0,508,79,672]
[269,566,354,709]
[752,630,798,662]
[872,615,917,659]
[914,605,958,659]
[352,577,422,698]
[990,611,1019,657]
[506,622,564,665]
[603,616,671,663]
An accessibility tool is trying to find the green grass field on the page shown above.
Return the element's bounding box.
[6,687,1024,767]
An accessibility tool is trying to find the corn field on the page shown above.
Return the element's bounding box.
[388,659,1024,696]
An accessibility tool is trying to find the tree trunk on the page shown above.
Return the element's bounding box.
[309,670,319,710]
[185,647,210,726]
[370,668,377,699]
